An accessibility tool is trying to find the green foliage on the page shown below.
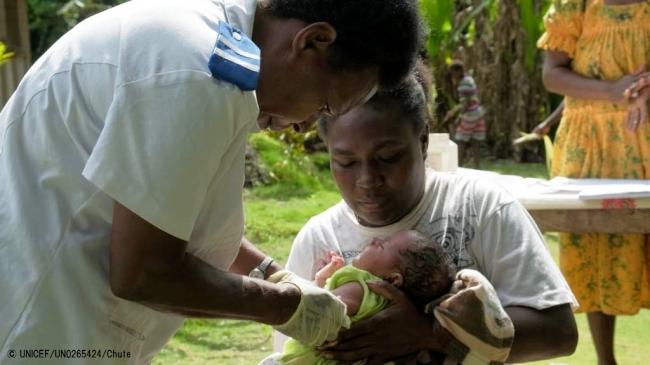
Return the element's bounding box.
[0,42,13,67]
[518,0,551,72]
[419,0,455,60]
[57,0,113,28]
[309,152,331,171]
[28,0,67,58]
[27,0,124,59]
[248,133,333,199]
[420,0,495,62]
[420,0,553,161]
[450,0,494,47]
[419,0,498,130]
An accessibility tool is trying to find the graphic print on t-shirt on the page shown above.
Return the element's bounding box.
[416,203,477,270]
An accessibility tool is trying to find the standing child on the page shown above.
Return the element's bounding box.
[444,60,486,168]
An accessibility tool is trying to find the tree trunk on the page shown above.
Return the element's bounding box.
[464,0,548,161]
[0,0,31,107]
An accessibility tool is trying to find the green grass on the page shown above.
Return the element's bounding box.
[243,188,342,264]
[154,160,649,365]
[481,159,549,179]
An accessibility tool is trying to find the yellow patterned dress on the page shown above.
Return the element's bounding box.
[537,0,650,315]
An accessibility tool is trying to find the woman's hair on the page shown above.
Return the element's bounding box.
[318,59,433,138]
[397,231,455,307]
[265,0,423,89]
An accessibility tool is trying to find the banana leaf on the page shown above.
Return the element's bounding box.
[0,42,13,66]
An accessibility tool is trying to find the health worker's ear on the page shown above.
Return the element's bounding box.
[290,22,337,61]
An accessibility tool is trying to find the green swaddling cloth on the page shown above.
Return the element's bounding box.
[279,266,388,365]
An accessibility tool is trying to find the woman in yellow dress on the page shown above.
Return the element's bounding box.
[538,1,650,364]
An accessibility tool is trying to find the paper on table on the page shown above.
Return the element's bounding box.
[548,177,650,200]
[455,168,650,209]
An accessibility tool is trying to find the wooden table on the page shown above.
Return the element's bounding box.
[455,168,650,234]
[529,208,650,233]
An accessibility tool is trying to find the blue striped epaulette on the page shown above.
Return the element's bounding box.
[208,21,260,91]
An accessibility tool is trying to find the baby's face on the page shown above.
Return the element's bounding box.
[351,230,414,277]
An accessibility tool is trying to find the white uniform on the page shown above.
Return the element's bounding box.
[0,0,258,363]
[287,169,578,310]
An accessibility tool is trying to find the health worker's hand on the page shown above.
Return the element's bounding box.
[269,270,350,346]
[319,280,447,364]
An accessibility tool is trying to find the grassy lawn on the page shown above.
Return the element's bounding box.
[153,158,649,365]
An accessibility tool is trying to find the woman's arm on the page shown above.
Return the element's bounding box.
[542,50,643,102]
[505,304,577,362]
[319,280,449,364]
[319,285,577,364]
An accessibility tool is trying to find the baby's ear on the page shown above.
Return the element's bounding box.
[386,272,404,287]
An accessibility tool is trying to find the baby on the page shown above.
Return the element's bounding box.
[262,229,455,365]
[315,229,454,312]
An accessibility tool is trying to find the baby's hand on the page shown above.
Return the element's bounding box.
[314,251,345,288]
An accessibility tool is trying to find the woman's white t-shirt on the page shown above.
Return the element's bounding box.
[287,169,577,310]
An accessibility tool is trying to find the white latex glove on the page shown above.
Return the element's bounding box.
[268,270,350,346]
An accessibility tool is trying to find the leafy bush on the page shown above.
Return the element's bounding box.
[0,42,13,66]
[248,132,333,198]
[27,0,125,59]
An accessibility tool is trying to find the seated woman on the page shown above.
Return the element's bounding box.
[280,65,579,364]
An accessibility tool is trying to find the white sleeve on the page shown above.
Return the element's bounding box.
[83,73,245,241]
[286,225,320,280]
[477,201,577,310]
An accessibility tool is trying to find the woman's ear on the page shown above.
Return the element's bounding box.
[386,272,404,288]
[420,124,429,161]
